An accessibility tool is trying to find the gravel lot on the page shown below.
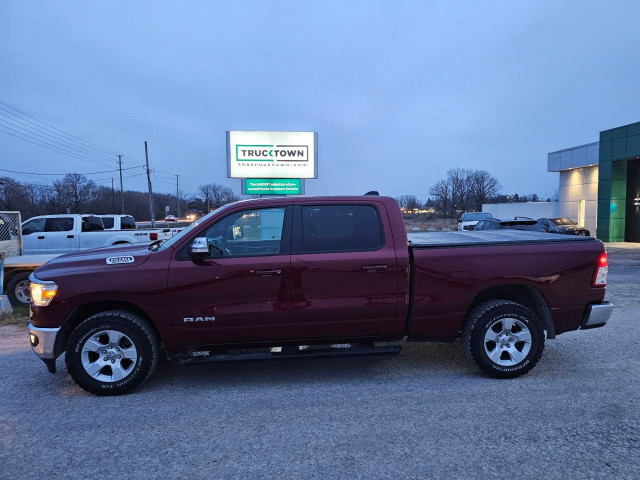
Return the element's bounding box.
[1,245,638,479]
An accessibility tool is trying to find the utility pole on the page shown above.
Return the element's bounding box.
[175,175,180,219]
[111,177,115,212]
[144,141,156,227]
[118,155,125,214]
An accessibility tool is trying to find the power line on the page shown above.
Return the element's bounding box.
[0,166,138,176]
[0,125,115,168]
[0,110,117,163]
[0,100,119,156]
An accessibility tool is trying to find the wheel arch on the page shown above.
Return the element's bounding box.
[467,284,555,339]
[54,301,163,357]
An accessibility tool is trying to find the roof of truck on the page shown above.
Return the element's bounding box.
[408,230,596,248]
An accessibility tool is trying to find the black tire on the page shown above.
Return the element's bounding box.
[65,310,159,395]
[7,271,31,307]
[462,299,545,379]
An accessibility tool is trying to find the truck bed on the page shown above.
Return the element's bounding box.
[408,230,595,248]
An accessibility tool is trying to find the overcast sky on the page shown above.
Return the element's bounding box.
[2,0,640,200]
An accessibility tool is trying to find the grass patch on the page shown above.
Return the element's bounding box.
[0,304,29,326]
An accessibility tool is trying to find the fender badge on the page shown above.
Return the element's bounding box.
[106,256,135,265]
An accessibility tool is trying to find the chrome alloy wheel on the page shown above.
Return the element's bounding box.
[483,317,532,367]
[80,330,138,382]
[14,280,31,304]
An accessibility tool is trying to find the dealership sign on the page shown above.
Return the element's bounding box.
[227,131,317,179]
[244,179,302,195]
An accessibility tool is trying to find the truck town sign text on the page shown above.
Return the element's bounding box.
[236,145,309,162]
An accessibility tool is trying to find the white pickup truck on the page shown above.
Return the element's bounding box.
[21,214,172,255]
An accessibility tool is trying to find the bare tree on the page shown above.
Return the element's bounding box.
[395,195,421,210]
[429,179,451,216]
[468,170,501,211]
[429,168,502,216]
[52,174,97,213]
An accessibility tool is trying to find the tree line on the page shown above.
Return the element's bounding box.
[396,168,550,217]
[0,174,238,221]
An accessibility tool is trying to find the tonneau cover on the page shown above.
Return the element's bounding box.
[408,230,595,247]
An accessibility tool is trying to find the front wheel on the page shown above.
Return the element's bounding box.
[7,271,31,306]
[65,310,159,395]
[462,300,545,379]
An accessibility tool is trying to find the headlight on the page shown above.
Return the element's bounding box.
[30,280,58,306]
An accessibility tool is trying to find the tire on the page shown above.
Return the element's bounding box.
[65,310,159,395]
[462,300,544,379]
[7,271,31,307]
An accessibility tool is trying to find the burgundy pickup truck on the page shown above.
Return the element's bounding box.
[27,196,612,395]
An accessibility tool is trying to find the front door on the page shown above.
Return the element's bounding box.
[167,205,292,347]
[21,218,47,254]
[290,203,401,340]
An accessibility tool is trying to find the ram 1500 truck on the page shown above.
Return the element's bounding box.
[26,196,612,395]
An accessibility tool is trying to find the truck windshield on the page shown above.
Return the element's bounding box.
[462,212,492,221]
[155,205,229,252]
[550,218,576,226]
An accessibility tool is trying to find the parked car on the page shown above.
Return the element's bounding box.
[165,215,177,222]
[474,218,546,232]
[27,196,611,395]
[21,214,172,255]
[458,212,493,230]
[537,217,591,236]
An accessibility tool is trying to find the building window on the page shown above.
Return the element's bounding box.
[578,198,586,227]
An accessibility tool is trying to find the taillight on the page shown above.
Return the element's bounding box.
[593,251,608,287]
[150,233,158,241]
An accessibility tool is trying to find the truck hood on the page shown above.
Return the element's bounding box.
[34,244,153,279]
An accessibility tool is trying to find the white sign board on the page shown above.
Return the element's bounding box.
[227,131,317,179]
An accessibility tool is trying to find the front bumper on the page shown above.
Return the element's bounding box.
[581,302,613,330]
[28,322,60,373]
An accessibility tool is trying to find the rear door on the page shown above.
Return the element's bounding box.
[44,217,77,253]
[290,202,401,339]
[167,204,293,346]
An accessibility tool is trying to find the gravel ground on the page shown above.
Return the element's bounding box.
[0,245,638,479]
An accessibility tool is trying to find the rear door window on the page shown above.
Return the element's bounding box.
[45,217,74,232]
[298,205,384,254]
[101,217,115,229]
[81,216,104,232]
[120,216,136,229]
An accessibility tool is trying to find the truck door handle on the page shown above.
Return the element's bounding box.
[362,264,388,272]
[254,269,282,276]
[67,235,74,238]
[37,235,45,240]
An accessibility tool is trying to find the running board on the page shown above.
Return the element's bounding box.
[180,344,402,366]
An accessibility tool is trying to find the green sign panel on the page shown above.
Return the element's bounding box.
[244,178,302,195]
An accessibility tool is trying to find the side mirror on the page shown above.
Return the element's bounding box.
[189,237,209,257]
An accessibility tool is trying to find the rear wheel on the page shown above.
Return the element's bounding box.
[7,272,31,307]
[462,300,544,378]
[65,310,159,395]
